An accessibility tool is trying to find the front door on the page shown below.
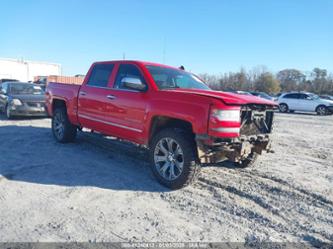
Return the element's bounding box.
[297,93,318,112]
[101,63,149,143]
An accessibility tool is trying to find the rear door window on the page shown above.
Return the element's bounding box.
[87,63,114,87]
[283,93,299,99]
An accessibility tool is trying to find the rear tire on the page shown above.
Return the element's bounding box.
[279,103,288,113]
[235,153,258,168]
[149,128,200,189]
[52,108,77,143]
[316,105,328,116]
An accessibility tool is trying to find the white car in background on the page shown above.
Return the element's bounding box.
[278,92,333,115]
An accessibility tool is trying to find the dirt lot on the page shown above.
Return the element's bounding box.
[0,113,332,245]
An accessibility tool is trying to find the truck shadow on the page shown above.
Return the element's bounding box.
[0,115,49,121]
[0,125,240,192]
[0,125,168,192]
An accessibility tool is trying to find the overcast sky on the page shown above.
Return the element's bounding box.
[1,0,332,75]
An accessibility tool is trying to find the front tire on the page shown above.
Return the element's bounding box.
[52,108,77,143]
[149,128,200,189]
[316,105,328,116]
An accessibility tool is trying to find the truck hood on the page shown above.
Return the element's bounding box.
[165,89,277,106]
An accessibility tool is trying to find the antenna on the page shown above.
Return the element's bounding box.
[122,52,126,60]
[162,37,166,64]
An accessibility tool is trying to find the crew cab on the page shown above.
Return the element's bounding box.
[46,60,277,189]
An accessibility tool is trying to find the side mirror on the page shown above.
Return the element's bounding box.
[121,77,146,91]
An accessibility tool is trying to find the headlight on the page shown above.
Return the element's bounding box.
[11,99,23,106]
[211,109,240,122]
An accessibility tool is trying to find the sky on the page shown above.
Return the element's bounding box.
[0,0,332,75]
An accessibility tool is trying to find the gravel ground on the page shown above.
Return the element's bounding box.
[0,113,332,245]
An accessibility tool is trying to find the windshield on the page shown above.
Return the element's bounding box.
[146,66,211,90]
[9,83,44,95]
[309,93,320,100]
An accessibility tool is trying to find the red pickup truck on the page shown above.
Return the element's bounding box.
[46,60,277,189]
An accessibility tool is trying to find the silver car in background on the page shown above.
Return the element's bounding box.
[278,92,333,115]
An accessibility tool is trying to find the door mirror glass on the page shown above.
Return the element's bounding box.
[121,77,146,91]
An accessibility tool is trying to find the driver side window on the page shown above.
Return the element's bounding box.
[299,94,311,100]
[114,64,146,90]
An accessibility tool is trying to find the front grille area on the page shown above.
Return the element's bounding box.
[240,105,274,136]
[26,102,45,108]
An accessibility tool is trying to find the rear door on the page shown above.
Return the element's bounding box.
[281,93,299,110]
[77,63,116,132]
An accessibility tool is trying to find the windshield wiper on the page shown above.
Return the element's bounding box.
[162,86,180,90]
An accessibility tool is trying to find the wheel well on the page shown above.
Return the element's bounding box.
[52,99,66,112]
[149,116,194,143]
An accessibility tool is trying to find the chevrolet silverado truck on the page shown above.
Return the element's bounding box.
[46,60,277,189]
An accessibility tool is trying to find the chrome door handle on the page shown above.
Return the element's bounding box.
[106,95,116,100]
[80,91,87,96]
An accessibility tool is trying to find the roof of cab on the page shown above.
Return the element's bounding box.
[93,60,181,70]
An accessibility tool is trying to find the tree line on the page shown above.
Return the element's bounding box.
[199,67,333,95]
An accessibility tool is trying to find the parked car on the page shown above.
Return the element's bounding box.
[320,95,333,101]
[0,82,48,119]
[278,92,333,115]
[249,91,276,101]
[46,60,277,189]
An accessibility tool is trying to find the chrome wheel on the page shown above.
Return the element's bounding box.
[53,112,65,139]
[154,137,184,181]
[317,106,327,115]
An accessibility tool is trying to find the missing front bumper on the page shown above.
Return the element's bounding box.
[197,135,272,164]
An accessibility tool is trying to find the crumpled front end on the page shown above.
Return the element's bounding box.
[197,103,276,163]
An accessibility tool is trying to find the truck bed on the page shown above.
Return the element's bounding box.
[46,82,81,125]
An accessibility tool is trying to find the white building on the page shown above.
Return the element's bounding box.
[0,58,62,82]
